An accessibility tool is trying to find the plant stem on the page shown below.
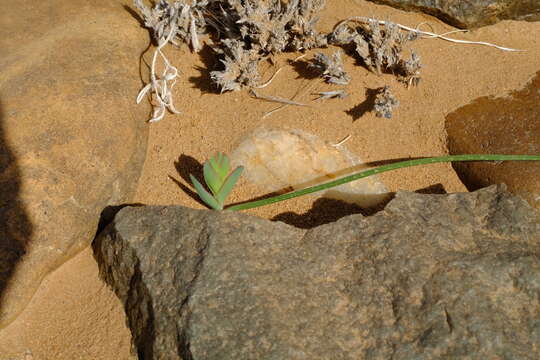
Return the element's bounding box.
[226,154,540,211]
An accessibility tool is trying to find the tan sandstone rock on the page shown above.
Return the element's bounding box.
[0,0,149,328]
[446,71,540,211]
[367,0,540,28]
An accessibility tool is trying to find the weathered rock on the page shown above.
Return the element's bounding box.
[367,0,540,28]
[0,0,149,327]
[446,71,540,211]
[94,185,540,360]
[231,128,389,208]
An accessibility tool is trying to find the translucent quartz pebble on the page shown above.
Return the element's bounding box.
[230,128,389,208]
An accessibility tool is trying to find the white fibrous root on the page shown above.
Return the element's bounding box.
[134,0,209,121]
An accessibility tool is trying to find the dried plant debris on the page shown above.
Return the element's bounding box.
[373,86,399,118]
[331,19,421,86]
[217,1,293,54]
[314,90,348,100]
[133,1,517,121]
[310,51,351,85]
[207,0,330,93]
[216,0,327,53]
[250,89,307,106]
[134,0,208,52]
[210,39,261,92]
[134,0,330,107]
[288,0,328,51]
[397,51,421,86]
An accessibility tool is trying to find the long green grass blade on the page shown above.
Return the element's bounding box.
[226,154,540,211]
[190,174,223,210]
[215,166,244,205]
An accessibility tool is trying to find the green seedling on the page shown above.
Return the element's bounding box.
[190,152,244,210]
[191,153,540,211]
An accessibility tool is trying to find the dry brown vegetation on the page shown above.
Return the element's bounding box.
[133,0,516,121]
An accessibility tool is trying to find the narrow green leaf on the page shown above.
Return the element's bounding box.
[215,166,244,205]
[203,161,222,195]
[227,154,540,211]
[190,174,223,210]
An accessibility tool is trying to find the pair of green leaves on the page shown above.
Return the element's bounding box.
[190,152,244,210]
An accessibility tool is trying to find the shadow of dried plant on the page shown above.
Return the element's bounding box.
[289,58,321,80]
[188,44,221,94]
[346,87,381,121]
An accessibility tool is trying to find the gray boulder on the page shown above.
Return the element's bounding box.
[94,185,540,360]
[367,0,540,28]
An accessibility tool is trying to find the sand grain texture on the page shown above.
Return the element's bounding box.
[0,247,135,360]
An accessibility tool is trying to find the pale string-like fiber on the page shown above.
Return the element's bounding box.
[334,17,523,52]
[253,67,283,88]
[137,21,181,122]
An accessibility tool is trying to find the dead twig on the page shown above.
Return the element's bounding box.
[331,134,352,147]
[313,90,348,100]
[250,89,308,106]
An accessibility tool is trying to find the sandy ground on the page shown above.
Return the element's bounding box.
[1,0,539,358]
[0,248,135,360]
[134,0,540,224]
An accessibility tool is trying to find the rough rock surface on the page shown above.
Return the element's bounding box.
[446,71,540,211]
[94,185,540,360]
[0,0,149,327]
[367,0,540,28]
[231,128,389,208]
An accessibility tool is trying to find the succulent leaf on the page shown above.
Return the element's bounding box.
[211,152,230,181]
[216,166,244,205]
[203,161,222,196]
[190,174,223,210]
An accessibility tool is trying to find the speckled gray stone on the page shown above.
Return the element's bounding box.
[93,185,540,360]
[367,0,540,28]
